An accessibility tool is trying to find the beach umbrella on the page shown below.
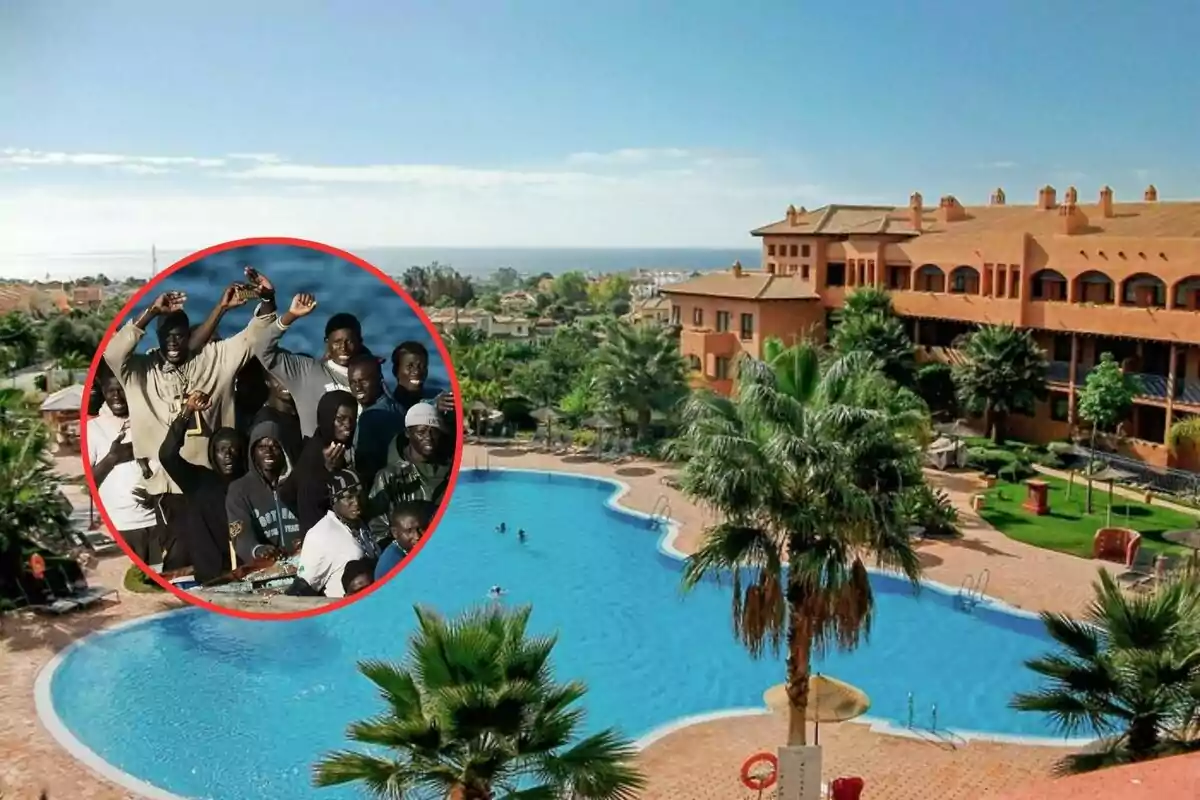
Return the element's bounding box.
[530,406,561,423]
[583,416,618,431]
[763,673,871,745]
[1089,465,1137,525]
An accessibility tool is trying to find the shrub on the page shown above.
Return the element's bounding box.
[901,483,961,539]
[572,428,597,447]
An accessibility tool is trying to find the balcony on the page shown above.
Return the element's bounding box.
[1045,362,1200,408]
[1024,301,1200,345]
[679,327,740,359]
[889,292,1023,326]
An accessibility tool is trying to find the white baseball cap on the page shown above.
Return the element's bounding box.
[405,402,443,430]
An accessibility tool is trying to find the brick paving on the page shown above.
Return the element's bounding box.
[0,447,1127,799]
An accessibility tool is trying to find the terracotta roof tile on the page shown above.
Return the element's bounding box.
[754,198,1200,240]
[660,271,818,300]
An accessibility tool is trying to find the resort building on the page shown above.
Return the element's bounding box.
[625,295,672,325]
[425,307,557,340]
[661,185,1200,471]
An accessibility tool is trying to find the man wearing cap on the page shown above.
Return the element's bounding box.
[365,403,452,540]
[296,469,379,598]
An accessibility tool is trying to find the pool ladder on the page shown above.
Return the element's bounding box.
[473,450,491,472]
[957,569,990,608]
[906,692,941,731]
[649,494,671,528]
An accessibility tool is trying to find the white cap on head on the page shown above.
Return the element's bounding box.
[405,402,442,430]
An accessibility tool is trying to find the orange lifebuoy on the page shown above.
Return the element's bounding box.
[29,554,46,580]
[739,751,778,791]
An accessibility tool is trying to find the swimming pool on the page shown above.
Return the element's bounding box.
[41,469,1078,800]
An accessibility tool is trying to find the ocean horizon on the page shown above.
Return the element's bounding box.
[1,246,762,282]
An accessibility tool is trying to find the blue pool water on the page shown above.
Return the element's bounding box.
[118,242,449,394]
[48,471,1064,800]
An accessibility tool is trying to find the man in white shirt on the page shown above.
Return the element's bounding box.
[296,469,379,598]
[87,370,164,568]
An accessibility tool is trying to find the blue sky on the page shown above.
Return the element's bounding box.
[1,0,1197,254]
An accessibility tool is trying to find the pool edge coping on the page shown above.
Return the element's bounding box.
[34,466,1094,800]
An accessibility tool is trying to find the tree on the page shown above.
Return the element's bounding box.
[42,315,104,361]
[915,363,957,419]
[491,266,521,291]
[592,320,688,440]
[1077,352,1142,512]
[56,352,88,386]
[830,299,912,388]
[313,604,645,800]
[511,358,560,409]
[0,312,40,368]
[551,271,589,305]
[840,285,894,318]
[1012,570,1200,775]
[587,275,632,310]
[952,325,1048,443]
[669,340,924,747]
[0,406,73,606]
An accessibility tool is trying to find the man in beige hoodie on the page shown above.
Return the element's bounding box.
[103,273,278,498]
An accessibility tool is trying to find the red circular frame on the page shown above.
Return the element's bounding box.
[739,752,779,791]
[79,236,464,622]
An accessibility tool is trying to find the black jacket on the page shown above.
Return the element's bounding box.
[225,419,302,564]
[291,390,357,536]
[158,415,245,583]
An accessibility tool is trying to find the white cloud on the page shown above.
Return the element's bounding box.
[118,164,175,175]
[0,145,843,260]
[0,148,226,169]
[565,147,693,165]
[978,160,1017,169]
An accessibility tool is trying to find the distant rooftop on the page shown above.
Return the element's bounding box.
[660,262,818,300]
[752,185,1200,240]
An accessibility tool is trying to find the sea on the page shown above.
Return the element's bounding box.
[4,246,761,283]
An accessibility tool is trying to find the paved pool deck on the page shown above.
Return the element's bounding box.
[0,447,1127,799]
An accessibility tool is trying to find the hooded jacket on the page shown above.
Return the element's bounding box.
[225,419,302,564]
[158,414,246,583]
[291,390,358,536]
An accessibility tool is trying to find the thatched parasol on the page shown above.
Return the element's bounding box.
[763,674,870,745]
[531,407,561,423]
[583,416,619,431]
[1088,465,1138,526]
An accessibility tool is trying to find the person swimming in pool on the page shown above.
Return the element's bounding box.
[496,522,506,534]
[517,529,526,543]
[488,585,506,600]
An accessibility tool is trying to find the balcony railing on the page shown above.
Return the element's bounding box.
[1047,361,1200,406]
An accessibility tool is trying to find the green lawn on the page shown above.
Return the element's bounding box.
[978,473,1200,559]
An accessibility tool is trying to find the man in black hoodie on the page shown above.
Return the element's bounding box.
[225,418,302,565]
[158,391,246,583]
[291,389,358,536]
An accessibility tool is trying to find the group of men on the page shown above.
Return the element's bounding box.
[87,266,457,598]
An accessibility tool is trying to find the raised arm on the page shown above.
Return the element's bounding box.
[187,283,250,352]
[159,392,212,494]
[103,291,185,381]
[89,420,134,488]
[250,288,320,386]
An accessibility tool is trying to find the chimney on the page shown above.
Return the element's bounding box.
[1037,185,1057,210]
[1144,184,1158,202]
[1059,193,1088,235]
[1099,185,1114,218]
[990,187,1006,206]
[731,260,743,277]
[1064,186,1078,205]
[786,204,797,225]
[909,192,923,232]
[938,195,967,223]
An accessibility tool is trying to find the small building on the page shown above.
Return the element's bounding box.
[40,384,85,454]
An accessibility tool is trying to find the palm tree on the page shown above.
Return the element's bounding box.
[592,320,688,440]
[1012,570,1200,774]
[313,604,645,800]
[952,324,1048,443]
[56,351,87,385]
[0,409,73,605]
[839,285,894,318]
[668,339,924,746]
